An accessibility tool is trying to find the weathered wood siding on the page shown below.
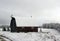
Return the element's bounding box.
[16,27,38,32]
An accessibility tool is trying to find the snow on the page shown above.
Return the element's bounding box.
[0,28,60,41]
[14,16,40,26]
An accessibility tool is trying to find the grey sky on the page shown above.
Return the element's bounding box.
[0,0,59,25]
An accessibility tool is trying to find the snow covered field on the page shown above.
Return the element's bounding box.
[0,28,60,41]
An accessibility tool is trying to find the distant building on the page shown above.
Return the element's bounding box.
[10,16,40,32]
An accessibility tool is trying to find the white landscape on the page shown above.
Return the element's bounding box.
[0,0,60,41]
[0,28,60,41]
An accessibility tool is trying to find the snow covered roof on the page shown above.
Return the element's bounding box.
[13,16,40,26]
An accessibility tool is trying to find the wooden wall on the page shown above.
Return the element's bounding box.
[16,27,38,32]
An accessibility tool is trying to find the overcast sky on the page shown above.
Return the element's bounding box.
[0,0,60,26]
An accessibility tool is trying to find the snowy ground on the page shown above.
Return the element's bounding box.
[0,28,60,41]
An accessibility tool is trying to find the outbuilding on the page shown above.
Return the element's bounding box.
[10,16,40,32]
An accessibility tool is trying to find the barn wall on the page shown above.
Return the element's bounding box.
[16,27,38,32]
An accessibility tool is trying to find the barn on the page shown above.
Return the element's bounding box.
[10,16,40,32]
